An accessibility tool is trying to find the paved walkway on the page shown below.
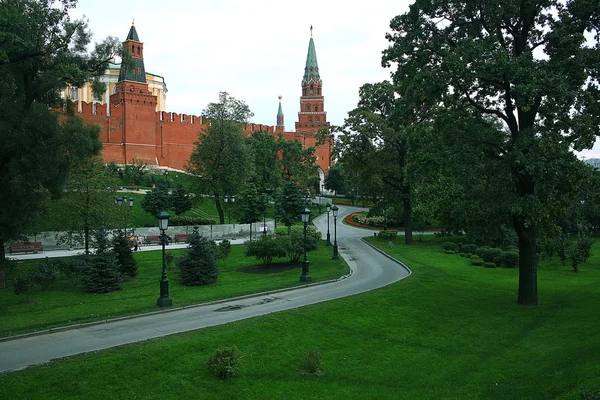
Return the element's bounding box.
[0,205,411,373]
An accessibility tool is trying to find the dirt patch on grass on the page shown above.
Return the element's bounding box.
[237,261,301,274]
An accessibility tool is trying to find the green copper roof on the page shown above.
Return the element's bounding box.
[302,37,321,86]
[277,101,283,116]
[118,57,147,83]
[126,24,140,41]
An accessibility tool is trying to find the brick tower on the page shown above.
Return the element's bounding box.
[109,21,158,165]
[295,26,330,134]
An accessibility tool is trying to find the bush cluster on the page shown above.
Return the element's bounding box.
[446,241,520,268]
[378,230,398,240]
[353,213,385,226]
[442,242,459,252]
[245,228,321,266]
[207,347,242,380]
[170,216,216,226]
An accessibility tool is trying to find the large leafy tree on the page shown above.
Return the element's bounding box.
[277,136,319,191]
[52,154,119,255]
[0,0,123,288]
[186,92,253,224]
[247,131,282,194]
[141,186,171,219]
[383,0,600,305]
[334,81,424,244]
[236,183,265,240]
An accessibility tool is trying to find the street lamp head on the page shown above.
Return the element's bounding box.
[115,196,123,205]
[157,211,170,231]
[224,195,229,203]
[332,204,339,218]
[326,203,331,213]
[231,195,236,203]
[128,197,134,208]
[300,207,311,224]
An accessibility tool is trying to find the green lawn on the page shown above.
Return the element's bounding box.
[0,242,348,337]
[2,236,599,399]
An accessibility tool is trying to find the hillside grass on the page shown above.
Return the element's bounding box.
[0,241,347,337]
[2,235,599,399]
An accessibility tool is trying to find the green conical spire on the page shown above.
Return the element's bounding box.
[277,96,284,127]
[302,26,321,86]
[126,20,139,41]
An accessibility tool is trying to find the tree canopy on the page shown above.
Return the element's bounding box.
[382,0,600,305]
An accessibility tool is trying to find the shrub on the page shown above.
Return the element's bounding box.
[484,262,496,268]
[460,243,477,254]
[302,351,322,374]
[474,246,489,259]
[481,247,502,263]
[459,253,465,257]
[502,251,519,268]
[30,258,60,291]
[445,250,455,255]
[63,255,90,286]
[207,347,241,380]
[13,275,32,297]
[464,253,472,258]
[278,227,320,264]
[85,229,123,294]
[245,235,286,267]
[493,256,502,266]
[170,216,216,226]
[113,232,138,278]
[178,228,219,286]
[472,260,484,266]
[353,213,385,226]
[378,230,398,240]
[442,242,458,252]
[215,239,232,261]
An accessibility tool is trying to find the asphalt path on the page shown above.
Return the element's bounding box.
[0,205,411,373]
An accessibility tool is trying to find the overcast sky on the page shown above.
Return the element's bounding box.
[71,0,599,159]
[71,0,409,132]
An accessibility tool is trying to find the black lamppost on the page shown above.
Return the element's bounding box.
[300,207,311,282]
[332,205,339,260]
[157,211,172,307]
[115,195,134,236]
[326,203,332,246]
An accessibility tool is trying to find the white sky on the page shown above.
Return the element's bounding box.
[70,0,410,132]
[70,0,600,159]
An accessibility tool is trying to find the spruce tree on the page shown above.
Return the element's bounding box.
[85,229,123,293]
[178,228,219,286]
[113,232,138,278]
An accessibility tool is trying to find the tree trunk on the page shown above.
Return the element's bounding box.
[403,196,413,245]
[215,195,225,224]
[514,217,538,305]
[0,239,5,288]
[84,226,90,255]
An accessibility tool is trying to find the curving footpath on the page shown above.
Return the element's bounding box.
[0,205,410,373]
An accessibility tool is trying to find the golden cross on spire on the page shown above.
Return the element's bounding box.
[278,95,283,102]
[132,18,135,26]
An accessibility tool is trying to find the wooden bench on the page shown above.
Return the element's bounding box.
[145,235,162,245]
[10,242,43,254]
[175,234,189,243]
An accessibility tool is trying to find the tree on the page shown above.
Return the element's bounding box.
[383,1,600,305]
[245,235,287,267]
[0,0,124,288]
[275,180,305,233]
[52,155,119,254]
[141,186,171,219]
[113,232,137,278]
[85,229,122,294]
[237,183,265,240]
[323,164,347,196]
[178,228,219,286]
[186,92,253,224]
[277,136,319,190]
[170,184,193,219]
[247,131,282,193]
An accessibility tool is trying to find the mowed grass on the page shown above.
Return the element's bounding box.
[0,242,348,337]
[2,236,599,399]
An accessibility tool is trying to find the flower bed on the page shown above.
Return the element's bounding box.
[344,212,405,231]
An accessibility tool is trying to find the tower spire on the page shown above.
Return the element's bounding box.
[277,95,284,130]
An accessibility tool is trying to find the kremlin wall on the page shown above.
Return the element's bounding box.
[69,23,333,181]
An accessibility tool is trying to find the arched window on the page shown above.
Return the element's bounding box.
[310,85,314,94]
[306,104,310,111]
[314,106,318,112]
